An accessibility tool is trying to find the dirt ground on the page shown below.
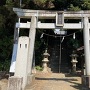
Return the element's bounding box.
[25,72,83,90]
[0,79,8,90]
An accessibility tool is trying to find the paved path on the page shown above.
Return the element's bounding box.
[25,72,84,90]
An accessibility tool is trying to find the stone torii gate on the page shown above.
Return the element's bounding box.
[8,8,90,90]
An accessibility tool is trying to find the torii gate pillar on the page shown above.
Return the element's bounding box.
[26,16,37,85]
[28,16,36,74]
[82,17,90,88]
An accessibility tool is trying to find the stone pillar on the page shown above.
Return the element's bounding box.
[32,51,36,74]
[82,17,90,88]
[28,16,37,74]
[15,36,30,90]
[83,17,90,75]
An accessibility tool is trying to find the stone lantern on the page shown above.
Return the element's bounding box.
[42,49,50,73]
[70,51,78,74]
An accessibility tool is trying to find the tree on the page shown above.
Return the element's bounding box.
[0,0,18,71]
[81,0,90,10]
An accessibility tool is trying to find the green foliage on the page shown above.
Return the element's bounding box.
[0,59,11,71]
[23,0,54,9]
[68,4,81,11]
[53,0,68,10]
[0,35,13,71]
[35,66,43,71]
[81,0,90,10]
[35,30,46,65]
[0,14,5,29]
[67,38,80,50]
[36,0,54,9]
[0,1,18,71]
[6,0,12,4]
